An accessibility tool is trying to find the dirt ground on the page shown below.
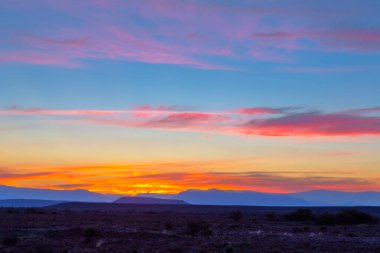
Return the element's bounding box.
[0,204,380,253]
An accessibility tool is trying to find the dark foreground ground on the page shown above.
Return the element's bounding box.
[1,203,380,253]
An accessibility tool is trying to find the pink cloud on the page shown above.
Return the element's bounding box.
[143,112,230,128]
[2,0,379,69]
[0,106,125,116]
[0,51,81,67]
[253,29,380,52]
[240,112,380,137]
[342,107,380,115]
[2,105,380,138]
[235,107,291,115]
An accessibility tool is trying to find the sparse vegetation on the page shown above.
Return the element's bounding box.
[0,206,379,252]
[335,209,377,225]
[285,208,378,226]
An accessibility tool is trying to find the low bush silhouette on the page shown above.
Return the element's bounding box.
[285,208,377,226]
[2,236,19,247]
[316,213,336,226]
[335,209,377,225]
[229,211,242,221]
[164,221,174,230]
[265,212,278,221]
[186,220,212,236]
[5,208,20,214]
[25,208,46,214]
[32,243,55,253]
[84,227,98,237]
[224,243,235,253]
[284,209,313,221]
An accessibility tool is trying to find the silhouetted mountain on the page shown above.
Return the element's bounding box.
[136,193,177,199]
[174,189,313,206]
[114,196,189,205]
[0,185,120,202]
[3,185,380,206]
[291,190,380,206]
[0,199,65,207]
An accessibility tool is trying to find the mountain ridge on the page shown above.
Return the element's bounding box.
[114,196,189,205]
[2,185,380,206]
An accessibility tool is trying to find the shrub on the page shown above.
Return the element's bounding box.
[336,209,377,225]
[167,244,185,253]
[284,209,313,221]
[224,243,235,253]
[229,211,242,222]
[2,236,19,247]
[5,208,20,214]
[312,209,377,226]
[165,221,174,230]
[84,227,98,237]
[25,208,46,214]
[32,243,55,253]
[265,212,278,221]
[186,220,212,236]
[316,213,336,226]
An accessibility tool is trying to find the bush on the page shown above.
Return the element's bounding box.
[2,236,19,247]
[25,208,46,214]
[32,243,55,253]
[186,220,212,236]
[167,244,184,253]
[224,243,235,253]
[84,227,98,237]
[336,209,377,225]
[165,221,174,230]
[229,211,242,222]
[307,209,377,226]
[5,208,20,214]
[316,213,336,226]
[284,209,314,221]
[265,212,278,221]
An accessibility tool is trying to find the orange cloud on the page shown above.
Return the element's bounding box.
[2,163,379,195]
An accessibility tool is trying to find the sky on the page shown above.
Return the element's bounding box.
[1,0,380,195]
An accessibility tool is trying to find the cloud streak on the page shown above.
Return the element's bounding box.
[1,0,380,69]
[2,164,378,194]
[240,112,380,137]
[1,105,380,138]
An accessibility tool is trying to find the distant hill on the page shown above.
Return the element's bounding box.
[114,196,189,205]
[174,189,313,206]
[3,185,380,206]
[0,199,65,207]
[0,185,120,202]
[291,190,380,206]
[136,193,177,199]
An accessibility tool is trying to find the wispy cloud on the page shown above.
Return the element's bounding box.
[2,105,380,138]
[240,112,380,137]
[1,0,379,69]
[277,66,380,73]
[234,107,294,115]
